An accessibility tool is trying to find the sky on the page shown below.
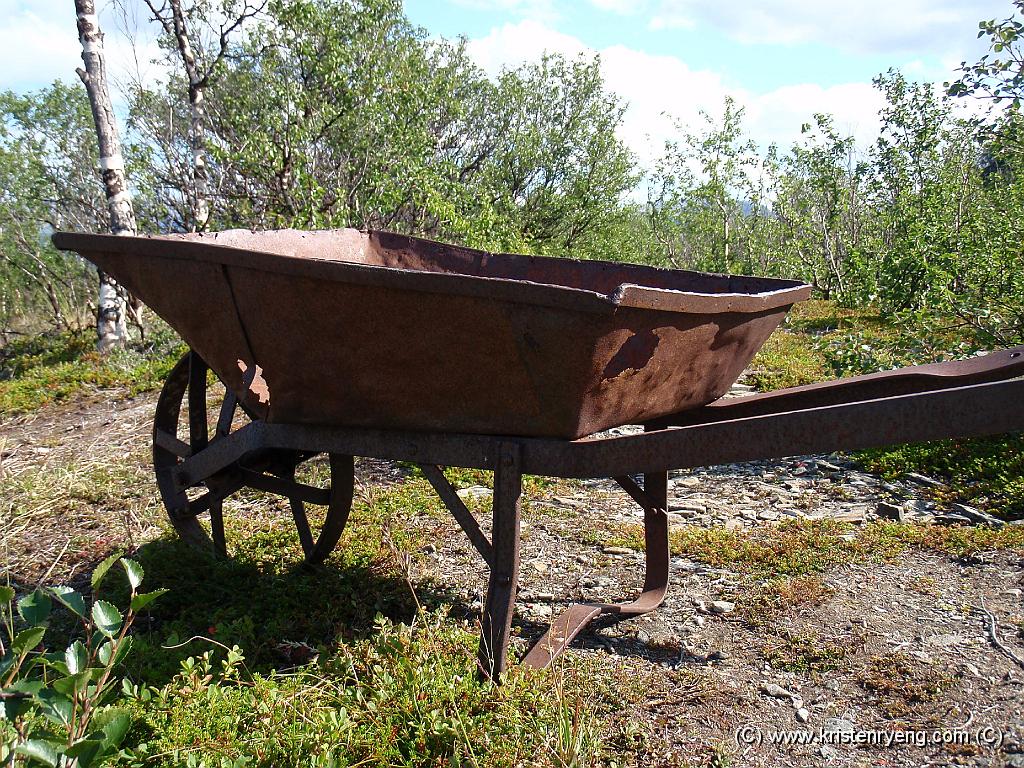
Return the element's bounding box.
[0,0,1010,167]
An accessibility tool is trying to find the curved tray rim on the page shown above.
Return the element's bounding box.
[52,229,812,316]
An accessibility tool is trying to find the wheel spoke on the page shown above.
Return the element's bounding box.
[154,351,355,564]
[290,496,315,559]
[210,501,227,557]
[187,353,209,453]
[154,428,191,459]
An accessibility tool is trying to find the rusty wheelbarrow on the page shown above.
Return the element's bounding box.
[53,228,1024,679]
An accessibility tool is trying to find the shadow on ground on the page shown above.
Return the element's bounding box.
[96,534,471,685]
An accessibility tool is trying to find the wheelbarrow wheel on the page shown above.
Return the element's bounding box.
[152,351,354,564]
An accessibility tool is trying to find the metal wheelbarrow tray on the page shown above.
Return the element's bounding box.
[53,228,1024,680]
[53,228,810,439]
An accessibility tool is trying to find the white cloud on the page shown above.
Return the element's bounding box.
[648,0,1004,55]
[467,20,889,169]
[0,0,164,97]
[587,0,643,14]
[450,0,559,24]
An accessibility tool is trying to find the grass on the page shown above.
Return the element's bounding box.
[592,518,1024,580]
[858,653,952,718]
[0,323,185,415]
[8,466,610,767]
[117,611,603,767]
[744,300,1024,521]
[761,631,850,676]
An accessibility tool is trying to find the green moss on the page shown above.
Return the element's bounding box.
[0,325,185,415]
[857,434,1024,520]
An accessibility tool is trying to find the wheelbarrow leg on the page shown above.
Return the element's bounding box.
[477,442,522,681]
[521,469,670,668]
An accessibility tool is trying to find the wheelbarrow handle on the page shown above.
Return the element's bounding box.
[651,345,1024,428]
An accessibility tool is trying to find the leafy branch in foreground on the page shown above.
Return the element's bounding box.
[0,553,167,767]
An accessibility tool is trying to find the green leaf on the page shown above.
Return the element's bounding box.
[52,671,92,696]
[98,708,131,748]
[15,739,61,767]
[130,588,168,612]
[12,626,45,653]
[17,589,51,625]
[97,636,132,666]
[50,586,86,617]
[121,558,144,590]
[65,640,88,674]
[91,601,122,638]
[65,738,103,767]
[91,552,122,592]
[34,689,73,725]
[0,585,13,605]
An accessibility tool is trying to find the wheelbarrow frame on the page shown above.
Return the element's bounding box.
[156,346,1024,679]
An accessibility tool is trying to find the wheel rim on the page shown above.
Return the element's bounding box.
[152,351,353,563]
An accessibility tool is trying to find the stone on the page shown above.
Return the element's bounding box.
[796,707,810,723]
[935,514,973,526]
[760,682,797,699]
[676,476,701,488]
[710,600,735,614]
[707,649,728,661]
[530,560,548,574]
[456,485,492,499]
[905,472,944,488]
[952,503,1005,528]
[823,717,855,733]
[876,501,905,522]
[602,546,633,555]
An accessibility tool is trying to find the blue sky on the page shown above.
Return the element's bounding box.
[400,0,1005,163]
[1,0,1009,165]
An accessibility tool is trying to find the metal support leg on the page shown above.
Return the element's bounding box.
[521,468,670,669]
[477,442,522,681]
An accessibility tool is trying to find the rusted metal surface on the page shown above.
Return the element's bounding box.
[521,468,670,669]
[52,227,1024,680]
[53,228,809,439]
[144,350,1023,678]
[153,351,354,564]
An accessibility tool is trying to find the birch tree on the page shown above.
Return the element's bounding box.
[74,0,138,352]
[142,0,264,231]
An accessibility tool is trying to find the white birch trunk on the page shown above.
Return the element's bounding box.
[167,0,210,231]
[75,0,138,353]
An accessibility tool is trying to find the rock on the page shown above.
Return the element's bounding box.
[710,600,735,614]
[935,514,973,526]
[707,649,729,661]
[905,472,944,488]
[796,707,810,723]
[676,476,701,488]
[760,682,797,700]
[823,717,855,733]
[1007,756,1024,768]
[833,507,867,523]
[529,560,548,574]
[456,485,492,500]
[815,459,843,473]
[876,501,905,522]
[1002,588,1023,598]
[952,503,1005,528]
[602,546,633,555]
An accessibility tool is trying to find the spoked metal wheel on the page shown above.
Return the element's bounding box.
[152,351,354,564]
